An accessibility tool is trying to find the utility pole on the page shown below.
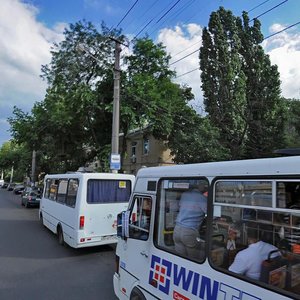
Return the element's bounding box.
[77,38,124,173]
[110,38,122,173]
[31,149,36,186]
[10,165,14,183]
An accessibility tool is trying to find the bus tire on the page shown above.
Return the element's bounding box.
[57,225,65,246]
[130,287,146,300]
[39,213,44,226]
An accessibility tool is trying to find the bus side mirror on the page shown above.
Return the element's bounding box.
[117,211,130,239]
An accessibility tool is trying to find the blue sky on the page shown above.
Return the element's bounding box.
[0,0,299,146]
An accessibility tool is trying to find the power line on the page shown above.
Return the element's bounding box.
[247,0,272,13]
[175,19,300,78]
[264,20,300,40]
[170,49,199,65]
[176,68,199,78]
[172,40,201,58]
[166,0,197,24]
[131,0,182,41]
[147,0,196,37]
[250,0,288,22]
[168,0,279,67]
[132,18,155,41]
[155,0,182,24]
[109,0,140,32]
[122,0,160,33]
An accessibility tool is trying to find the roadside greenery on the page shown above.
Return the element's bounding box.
[1,7,299,180]
[200,7,287,159]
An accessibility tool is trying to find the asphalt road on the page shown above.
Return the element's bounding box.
[0,188,117,300]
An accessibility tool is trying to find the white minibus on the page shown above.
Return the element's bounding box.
[114,156,300,300]
[40,172,135,248]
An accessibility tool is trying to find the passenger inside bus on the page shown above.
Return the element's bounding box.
[140,198,151,230]
[173,181,208,260]
[229,228,280,280]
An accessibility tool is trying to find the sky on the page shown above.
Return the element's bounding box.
[0,0,299,146]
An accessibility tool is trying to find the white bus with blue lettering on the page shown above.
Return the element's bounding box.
[114,156,300,299]
[40,172,135,248]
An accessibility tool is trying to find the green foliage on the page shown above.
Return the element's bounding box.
[169,114,230,163]
[284,98,300,147]
[200,7,287,159]
[0,141,31,182]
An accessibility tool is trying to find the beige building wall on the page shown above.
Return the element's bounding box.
[120,130,175,174]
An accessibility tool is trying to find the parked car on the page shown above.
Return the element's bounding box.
[1,182,8,189]
[21,186,42,196]
[7,183,16,191]
[21,191,41,208]
[13,184,25,194]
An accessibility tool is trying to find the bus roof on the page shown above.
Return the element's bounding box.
[136,156,300,178]
[44,172,135,180]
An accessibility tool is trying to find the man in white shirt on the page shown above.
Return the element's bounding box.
[229,228,279,280]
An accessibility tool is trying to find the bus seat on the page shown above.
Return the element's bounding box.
[259,250,288,288]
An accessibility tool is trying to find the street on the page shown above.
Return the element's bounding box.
[0,189,117,300]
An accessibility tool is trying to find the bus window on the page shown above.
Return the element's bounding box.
[49,179,59,201]
[277,181,300,209]
[87,179,131,203]
[44,179,51,199]
[155,178,208,262]
[212,179,300,297]
[57,179,68,204]
[215,180,272,207]
[65,179,78,208]
[128,196,152,241]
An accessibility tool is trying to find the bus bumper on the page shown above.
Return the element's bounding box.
[113,273,128,300]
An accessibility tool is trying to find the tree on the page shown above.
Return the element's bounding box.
[284,98,300,147]
[122,38,220,163]
[200,7,247,159]
[237,12,287,157]
[200,7,287,159]
[0,141,31,182]
[37,20,125,172]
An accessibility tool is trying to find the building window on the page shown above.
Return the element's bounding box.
[143,138,149,155]
[131,142,137,163]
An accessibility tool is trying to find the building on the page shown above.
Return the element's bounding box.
[120,127,175,174]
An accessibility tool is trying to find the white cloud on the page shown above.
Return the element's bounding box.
[157,22,300,117]
[263,24,300,99]
[157,24,204,113]
[0,0,65,145]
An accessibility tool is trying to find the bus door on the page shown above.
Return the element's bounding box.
[121,195,154,288]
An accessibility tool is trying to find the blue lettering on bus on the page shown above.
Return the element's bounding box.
[148,255,261,300]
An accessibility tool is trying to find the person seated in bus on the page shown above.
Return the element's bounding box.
[173,181,208,260]
[229,228,279,280]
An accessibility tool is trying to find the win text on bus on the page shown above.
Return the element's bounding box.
[149,255,260,300]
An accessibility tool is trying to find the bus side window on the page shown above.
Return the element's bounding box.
[212,179,300,298]
[277,181,300,209]
[57,179,68,204]
[129,196,152,241]
[49,179,59,201]
[155,179,208,263]
[65,179,78,208]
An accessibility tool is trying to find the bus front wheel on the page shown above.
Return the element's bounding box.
[130,287,146,300]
